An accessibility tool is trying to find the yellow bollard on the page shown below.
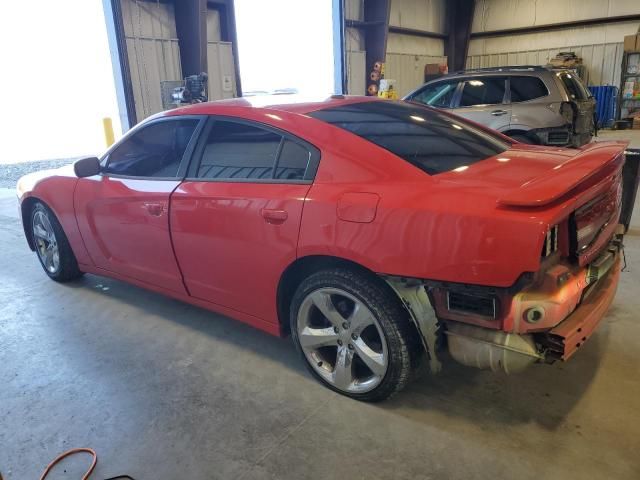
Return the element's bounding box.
[102,117,115,147]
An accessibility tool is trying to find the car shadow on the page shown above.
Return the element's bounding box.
[66,272,606,431]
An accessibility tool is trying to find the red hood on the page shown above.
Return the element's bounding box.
[436,141,628,208]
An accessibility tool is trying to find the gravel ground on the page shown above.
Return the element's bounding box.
[0,158,79,189]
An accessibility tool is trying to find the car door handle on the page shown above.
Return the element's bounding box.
[261,209,288,224]
[144,202,166,217]
[491,109,508,116]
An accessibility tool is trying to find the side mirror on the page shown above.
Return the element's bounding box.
[73,157,101,178]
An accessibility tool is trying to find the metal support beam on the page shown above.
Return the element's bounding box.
[332,0,346,94]
[174,0,207,77]
[102,0,136,130]
[208,0,242,97]
[363,0,391,93]
[446,0,475,73]
[388,25,446,40]
[471,14,640,39]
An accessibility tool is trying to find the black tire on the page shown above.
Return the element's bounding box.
[510,133,536,144]
[290,268,418,402]
[31,202,83,282]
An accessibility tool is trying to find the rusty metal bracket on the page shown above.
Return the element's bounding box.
[384,277,442,374]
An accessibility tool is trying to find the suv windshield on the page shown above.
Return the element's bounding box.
[309,101,510,175]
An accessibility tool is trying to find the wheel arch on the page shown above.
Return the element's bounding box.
[20,195,42,251]
[276,255,407,337]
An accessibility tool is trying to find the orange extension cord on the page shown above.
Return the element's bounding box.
[39,448,97,480]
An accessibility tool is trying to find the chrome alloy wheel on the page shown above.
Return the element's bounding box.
[32,210,60,274]
[296,287,389,394]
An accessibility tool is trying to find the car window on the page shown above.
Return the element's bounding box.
[275,139,310,180]
[459,77,506,107]
[509,76,549,102]
[410,81,458,108]
[558,72,587,100]
[104,119,199,178]
[196,120,282,180]
[309,101,510,176]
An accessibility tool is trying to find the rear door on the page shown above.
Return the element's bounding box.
[170,117,319,324]
[75,116,203,293]
[450,76,511,131]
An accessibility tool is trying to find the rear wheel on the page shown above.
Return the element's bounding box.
[31,202,83,282]
[290,268,417,402]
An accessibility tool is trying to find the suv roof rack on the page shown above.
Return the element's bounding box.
[453,65,548,74]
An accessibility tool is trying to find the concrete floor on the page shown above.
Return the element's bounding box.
[1,166,640,478]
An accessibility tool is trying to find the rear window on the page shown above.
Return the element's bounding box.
[558,72,589,100]
[509,76,549,102]
[309,101,510,175]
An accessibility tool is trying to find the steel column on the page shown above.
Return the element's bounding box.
[175,0,208,77]
[446,0,475,73]
[363,0,391,93]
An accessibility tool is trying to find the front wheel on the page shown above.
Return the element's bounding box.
[31,202,83,282]
[290,268,417,402]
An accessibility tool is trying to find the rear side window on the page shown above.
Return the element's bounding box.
[558,72,588,100]
[104,119,199,178]
[309,101,510,175]
[275,140,310,180]
[459,78,506,107]
[410,81,458,108]
[509,76,549,102]
[197,121,281,180]
[194,119,318,181]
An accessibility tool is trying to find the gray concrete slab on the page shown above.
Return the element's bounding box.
[0,187,639,480]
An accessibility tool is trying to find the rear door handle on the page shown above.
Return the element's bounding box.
[261,208,288,224]
[144,202,166,216]
[491,109,508,116]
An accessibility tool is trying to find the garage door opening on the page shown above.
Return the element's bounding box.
[234,0,335,96]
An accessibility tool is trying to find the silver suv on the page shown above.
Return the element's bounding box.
[404,66,595,147]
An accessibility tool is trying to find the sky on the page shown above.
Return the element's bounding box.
[0,0,336,164]
[0,0,122,163]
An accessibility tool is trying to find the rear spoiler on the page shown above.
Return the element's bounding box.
[498,142,629,208]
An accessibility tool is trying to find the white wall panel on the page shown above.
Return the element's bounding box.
[387,32,444,56]
[206,9,222,42]
[121,0,182,120]
[346,50,367,95]
[472,0,640,32]
[207,42,236,100]
[385,52,447,96]
[390,0,446,34]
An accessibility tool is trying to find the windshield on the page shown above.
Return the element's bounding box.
[309,101,510,175]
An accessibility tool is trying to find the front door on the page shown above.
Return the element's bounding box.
[75,117,202,293]
[451,76,512,132]
[170,117,320,324]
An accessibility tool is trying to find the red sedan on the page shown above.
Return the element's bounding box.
[17,96,627,401]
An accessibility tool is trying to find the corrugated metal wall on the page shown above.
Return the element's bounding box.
[344,0,447,95]
[121,0,182,121]
[466,43,625,86]
[386,53,447,96]
[121,1,238,122]
[468,0,640,87]
[206,9,237,100]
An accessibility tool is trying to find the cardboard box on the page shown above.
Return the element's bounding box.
[624,34,640,52]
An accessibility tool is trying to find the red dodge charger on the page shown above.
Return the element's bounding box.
[17,96,628,401]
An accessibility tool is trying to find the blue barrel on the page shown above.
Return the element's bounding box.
[589,85,617,128]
